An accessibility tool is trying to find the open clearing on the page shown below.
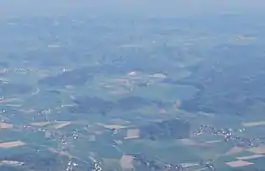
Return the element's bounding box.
[30,122,51,127]
[236,154,264,160]
[0,141,26,149]
[242,121,265,127]
[53,121,71,129]
[98,123,127,130]
[225,146,244,155]
[247,145,265,154]
[0,123,13,129]
[120,155,133,169]
[0,160,24,166]
[205,140,222,144]
[181,162,199,168]
[124,129,140,139]
[226,160,254,167]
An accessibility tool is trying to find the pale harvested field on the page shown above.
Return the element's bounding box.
[181,163,199,168]
[0,160,24,166]
[120,155,133,169]
[0,141,25,149]
[242,121,265,127]
[0,98,21,103]
[0,123,13,129]
[225,147,244,155]
[247,145,265,154]
[226,160,254,167]
[3,104,21,107]
[205,140,222,144]
[236,154,264,160]
[114,140,123,145]
[60,104,76,107]
[124,129,140,139]
[37,71,52,78]
[53,122,71,129]
[30,122,51,127]
[98,123,127,130]
[195,168,208,171]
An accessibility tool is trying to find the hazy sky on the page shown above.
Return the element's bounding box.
[1,0,265,17]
